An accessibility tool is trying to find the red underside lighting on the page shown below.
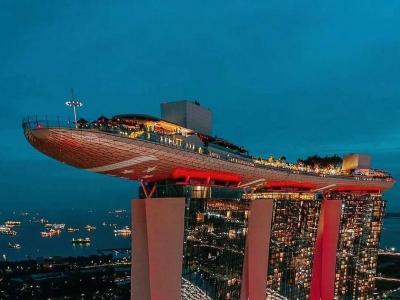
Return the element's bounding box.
[266,181,316,189]
[172,168,242,183]
[337,186,382,192]
[37,124,43,129]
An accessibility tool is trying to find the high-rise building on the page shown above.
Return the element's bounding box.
[333,193,386,299]
[264,193,321,299]
[23,101,394,300]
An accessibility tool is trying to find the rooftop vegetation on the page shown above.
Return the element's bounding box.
[262,154,342,169]
[296,154,343,168]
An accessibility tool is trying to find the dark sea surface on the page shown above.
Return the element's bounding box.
[0,209,131,262]
[1,209,399,262]
[380,218,400,250]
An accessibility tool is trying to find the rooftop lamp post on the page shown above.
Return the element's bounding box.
[65,89,82,128]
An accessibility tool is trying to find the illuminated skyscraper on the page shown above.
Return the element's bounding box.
[23,100,394,300]
[333,193,386,299]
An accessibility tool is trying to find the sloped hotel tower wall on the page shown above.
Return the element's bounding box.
[310,193,385,300]
[240,199,274,300]
[131,198,186,300]
[310,197,342,300]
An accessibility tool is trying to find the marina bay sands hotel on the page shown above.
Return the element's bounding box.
[23,100,395,300]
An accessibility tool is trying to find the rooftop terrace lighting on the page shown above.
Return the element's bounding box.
[65,89,82,128]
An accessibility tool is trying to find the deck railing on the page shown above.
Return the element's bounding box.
[22,116,394,183]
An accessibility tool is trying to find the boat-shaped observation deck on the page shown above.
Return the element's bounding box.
[22,115,395,192]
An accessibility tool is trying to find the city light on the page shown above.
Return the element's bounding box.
[21,100,395,299]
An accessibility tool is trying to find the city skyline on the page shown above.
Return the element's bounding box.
[1,1,400,210]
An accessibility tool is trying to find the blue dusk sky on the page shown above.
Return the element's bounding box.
[1,1,400,211]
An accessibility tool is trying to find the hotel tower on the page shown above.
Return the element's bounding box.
[23,100,394,300]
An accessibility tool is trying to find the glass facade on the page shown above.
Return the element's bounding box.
[332,193,386,300]
[257,193,321,300]
[183,196,250,300]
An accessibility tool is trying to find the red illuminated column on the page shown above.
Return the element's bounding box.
[240,198,274,300]
[310,197,342,300]
[321,199,342,299]
[131,197,186,300]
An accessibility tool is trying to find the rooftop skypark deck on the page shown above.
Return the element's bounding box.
[22,115,394,187]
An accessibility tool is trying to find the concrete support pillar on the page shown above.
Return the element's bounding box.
[310,201,325,300]
[131,197,186,300]
[240,198,274,300]
[310,199,342,300]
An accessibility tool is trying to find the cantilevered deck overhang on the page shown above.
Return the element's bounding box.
[23,123,395,192]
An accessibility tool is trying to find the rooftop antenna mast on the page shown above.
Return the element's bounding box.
[65,88,83,128]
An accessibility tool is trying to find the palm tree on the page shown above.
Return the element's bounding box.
[296,158,303,166]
